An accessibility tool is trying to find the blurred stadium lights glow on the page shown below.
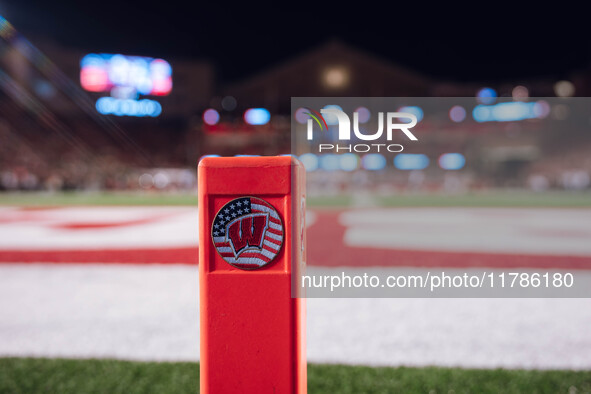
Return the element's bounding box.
[449,105,466,122]
[554,80,575,97]
[80,54,172,96]
[111,86,138,100]
[96,97,162,117]
[80,62,109,92]
[299,153,319,171]
[512,85,529,100]
[361,154,386,171]
[82,54,171,117]
[354,106,371,123]
[33,79,57,99]
[138,173,154,188]
[551,104,569,120]
[323,66,349,88]
[321,104,344,125]
[397,106,423,122]
[319,154,340,171]
[153,172,170,189]
[294,107,309,124]
[203,108,220,125]
[394,153,429,170]
[221,96,237,111]
[476,87,497,104]
[244,108,271,125]
[438,153,466,170]
[472,101,549,122]
[533,100,551,118]
[339,153,359,171]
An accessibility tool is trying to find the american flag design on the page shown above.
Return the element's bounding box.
[211,196,284,270]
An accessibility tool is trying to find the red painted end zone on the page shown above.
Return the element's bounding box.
[1,210,590,270]
[0,247,198,264]
[1,247,590,270]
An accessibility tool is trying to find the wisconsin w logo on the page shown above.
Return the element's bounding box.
[212,196,284,270]
[226,213,269,258]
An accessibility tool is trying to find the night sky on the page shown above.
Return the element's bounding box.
[3,2,589,84]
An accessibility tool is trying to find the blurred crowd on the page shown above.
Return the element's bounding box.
[0,115,197,192]
[2,112,590,194]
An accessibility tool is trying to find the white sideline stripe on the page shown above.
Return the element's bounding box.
[252,204,280,220]
[0,207,198,250]
[1,264,591,369]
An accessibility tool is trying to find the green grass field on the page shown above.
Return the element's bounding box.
[0,190,589,207]
[1,358,590,394]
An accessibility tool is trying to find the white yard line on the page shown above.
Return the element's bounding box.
[342,208,591,256]
[1,264,590,369]
[0,207,198,249]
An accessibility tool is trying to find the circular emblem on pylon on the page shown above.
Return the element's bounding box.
[211,196,284,270]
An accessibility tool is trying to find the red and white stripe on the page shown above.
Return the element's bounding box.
[213,199,283,269]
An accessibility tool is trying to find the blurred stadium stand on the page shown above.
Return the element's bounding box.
[1,25,590,193]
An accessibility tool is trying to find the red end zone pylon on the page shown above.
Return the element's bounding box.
[198,156,306,394]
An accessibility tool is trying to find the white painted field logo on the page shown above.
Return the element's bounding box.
[211,196,283,270]
[305,107,418,153]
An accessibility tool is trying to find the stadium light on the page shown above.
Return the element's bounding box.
[319,154,340,171]
[477,87,497,104]
[361,154,386,170]
[554,80,575,97]
[299,153,319,171]
[449,105,466,123]
[340,153,359,171]
[472,101,547,123]
[203,108,220,125]
[244,108,271,125]
[398,106,424,122]
[394,154,429,170]
[438,153,466,170]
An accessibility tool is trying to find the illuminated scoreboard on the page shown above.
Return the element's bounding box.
[80,54,172,117]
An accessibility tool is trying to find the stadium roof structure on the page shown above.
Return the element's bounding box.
[223,40,433,113]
